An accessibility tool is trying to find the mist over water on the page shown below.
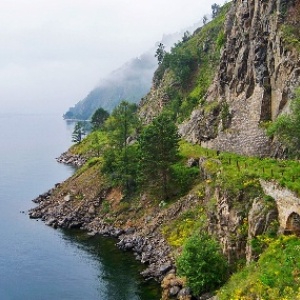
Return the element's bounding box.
[0,114,160,299]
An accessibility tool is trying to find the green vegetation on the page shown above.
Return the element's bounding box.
[267,88,300,158]
[72,121,86,143]
[211,3,221,19]
[70,130,108,157]
[102,101,139,191]
[281,24,300,52]
[218,235,300,300]
[177,233,228,295]
[180,141,300,196]
[281,1,300,52]
[162,205,207,247]
[152,3,230,122]
[138,112,179,199]
[90,107,109,130]
[155,42,166,65]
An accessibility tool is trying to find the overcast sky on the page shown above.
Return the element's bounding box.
[0,0,225,115]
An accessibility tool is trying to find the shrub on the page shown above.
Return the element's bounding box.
[176,234,228,295]
[267,88,300,157]
[216,31,226,51]
[171,163,199,196]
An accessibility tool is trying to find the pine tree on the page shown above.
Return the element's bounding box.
[72,121,86,143]
[138,112,179,200]
[90,107,109,130]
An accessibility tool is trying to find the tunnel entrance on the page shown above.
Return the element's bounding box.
[284,212,300,236]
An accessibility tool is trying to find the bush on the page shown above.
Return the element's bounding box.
[267,88,300,157]
[171,163,199,196]
[176,234,228,295]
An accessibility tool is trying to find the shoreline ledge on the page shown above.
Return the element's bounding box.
[56,152,86,167]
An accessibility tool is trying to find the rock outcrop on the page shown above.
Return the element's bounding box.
[179,0,300,157]
[56,152,86,167]
[28,165,190,297]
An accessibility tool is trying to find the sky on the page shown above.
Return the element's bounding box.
[0,0,225,115]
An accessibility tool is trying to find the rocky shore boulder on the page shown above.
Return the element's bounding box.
[56,152,86,167]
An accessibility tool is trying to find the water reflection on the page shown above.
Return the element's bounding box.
[61,229,161,300]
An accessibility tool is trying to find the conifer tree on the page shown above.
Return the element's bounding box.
[90,107,109,130]
[72,121,86,143]
[138,112,179,200]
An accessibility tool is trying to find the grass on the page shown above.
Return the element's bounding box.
[161,206,207,248]
[179,141,300,196]
[70,130,109,157]
[218,235,300,300]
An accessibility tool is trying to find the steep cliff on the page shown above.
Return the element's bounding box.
[139,0,300,157]
[181,0,300,156]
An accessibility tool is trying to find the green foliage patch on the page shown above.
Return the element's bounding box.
[177,233,228,295]
[218,235,300,300]
[70,130,108,157]
[179,141,300,197]
[267,88,300,158]
[154,2,231,122]
[162,205,207,248]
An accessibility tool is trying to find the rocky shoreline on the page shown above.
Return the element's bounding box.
[28,175,191,299]
[56,152,86,167]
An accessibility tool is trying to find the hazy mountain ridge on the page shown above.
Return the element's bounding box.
[63,21,204,120]
[63,52,156,120]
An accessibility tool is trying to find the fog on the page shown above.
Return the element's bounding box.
[0,0,225,114]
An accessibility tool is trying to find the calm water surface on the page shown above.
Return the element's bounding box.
[0,114,160,300]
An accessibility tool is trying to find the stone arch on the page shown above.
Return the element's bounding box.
[284,212,300,236]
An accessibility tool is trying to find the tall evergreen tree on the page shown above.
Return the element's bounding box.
[155,43,166,65]
[90,107,109,130]
[102,101,139,190]
[72,121,86,143]
[138,112,179,200]
[105,101,138,150]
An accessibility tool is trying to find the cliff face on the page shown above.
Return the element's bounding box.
[177,0,300,157]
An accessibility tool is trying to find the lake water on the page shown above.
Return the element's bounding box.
[0,114,160,300]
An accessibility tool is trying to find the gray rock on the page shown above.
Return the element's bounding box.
[187,157,199,167]
[125,227,135,234]
[177,287,192,298]
[88,205,95,215]
[124,242,134,250]
[199,292,215,300]
[169,286,180,296]
[64,194,72,202]
[159,262,173,275]
[45,218,57,226]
